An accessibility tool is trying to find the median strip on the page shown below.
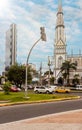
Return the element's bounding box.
[0,96,80,107]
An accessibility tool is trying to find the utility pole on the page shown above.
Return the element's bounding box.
[48,56,51,86]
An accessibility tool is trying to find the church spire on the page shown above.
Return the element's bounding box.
[55,0,65,44]
[58,0,63,13]
[57,0,64,26]
[54,0,67,81]
[59,0,62,5]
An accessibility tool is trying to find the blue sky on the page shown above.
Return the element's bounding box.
[0,0,82,74]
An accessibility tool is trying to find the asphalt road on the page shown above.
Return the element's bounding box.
[0,96,82,124]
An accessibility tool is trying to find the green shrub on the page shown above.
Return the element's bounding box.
[3,82,11,94]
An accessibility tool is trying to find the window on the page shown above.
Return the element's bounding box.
[58,56,63,68]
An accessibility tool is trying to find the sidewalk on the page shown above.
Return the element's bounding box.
[0,109,82,130]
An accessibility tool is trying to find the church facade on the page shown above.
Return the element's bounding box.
[54,0,82,84]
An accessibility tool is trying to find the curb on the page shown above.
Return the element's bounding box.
[0,96,80,107]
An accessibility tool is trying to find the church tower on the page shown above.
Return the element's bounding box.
[54,0,67,79]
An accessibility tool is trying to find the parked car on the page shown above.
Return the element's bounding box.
[10,87,18,92]
[0,86,3,91]
[34,86,54,94]
[27,85,34,89]
[54,87,70,93]
[10,85,21,92]
[49,85,57,90]
[75,85,82,90]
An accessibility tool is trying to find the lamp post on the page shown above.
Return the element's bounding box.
[25,27,46,97]
[39,62,42,86]
[48,56,51,86]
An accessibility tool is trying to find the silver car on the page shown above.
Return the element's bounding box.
[34,86,54,94]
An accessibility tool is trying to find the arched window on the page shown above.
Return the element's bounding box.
[58,56,63,68]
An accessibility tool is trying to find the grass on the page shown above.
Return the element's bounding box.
[0,90,79,104]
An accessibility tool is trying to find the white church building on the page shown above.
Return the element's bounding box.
[54,0,82,84]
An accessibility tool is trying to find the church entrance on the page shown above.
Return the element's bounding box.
[57,77,64,85]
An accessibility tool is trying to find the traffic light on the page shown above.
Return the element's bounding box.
[40,27,46,41]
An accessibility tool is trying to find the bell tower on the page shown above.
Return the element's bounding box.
[54,0,67,79]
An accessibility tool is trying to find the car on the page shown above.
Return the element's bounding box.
[10,87,18,92]
[54,87,70,93]
[75,85,82,90]
[49,85,57,89]
[34,86,54,94]
[0,86,3,91]
[27,85,33,89]
[10,85,21,92]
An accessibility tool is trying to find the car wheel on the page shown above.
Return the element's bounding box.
[46,91,49,94]
[55,91,58,93]
[66,91,69,93]
[35,90,39,94]
[52,91,55,94]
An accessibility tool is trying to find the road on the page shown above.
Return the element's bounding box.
[0,96,82,124]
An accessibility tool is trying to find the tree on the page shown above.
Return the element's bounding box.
[6,64,35,87]
[44,70,53,75]
[50,77,55,85]
[3,81,11,95]
[60,60,77,84]
[72,74,80,85]
[43,70,53,85]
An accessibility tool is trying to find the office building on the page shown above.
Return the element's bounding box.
[5,23,17,69]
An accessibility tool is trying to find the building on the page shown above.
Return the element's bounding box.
[54,0,82,84]
[5,23,17,70]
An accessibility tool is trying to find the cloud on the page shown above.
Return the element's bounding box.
[0,0,82,74]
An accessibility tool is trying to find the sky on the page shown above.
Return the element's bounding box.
[0,0,82,74]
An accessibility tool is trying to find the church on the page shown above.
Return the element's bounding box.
[54,0,82,84]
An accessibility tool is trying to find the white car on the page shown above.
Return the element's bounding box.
[49,85,57,89]
[0,87,3,91]
[34,86,54,94]
[76,85,82,90]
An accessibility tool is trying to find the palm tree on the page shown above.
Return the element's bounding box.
[60,60,77,84]
[72,74,80,85]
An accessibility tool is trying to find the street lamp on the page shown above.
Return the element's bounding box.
[40,27,46,41]
[48,56,51,86]
[39,62,42,86]
[25,27,46,97]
